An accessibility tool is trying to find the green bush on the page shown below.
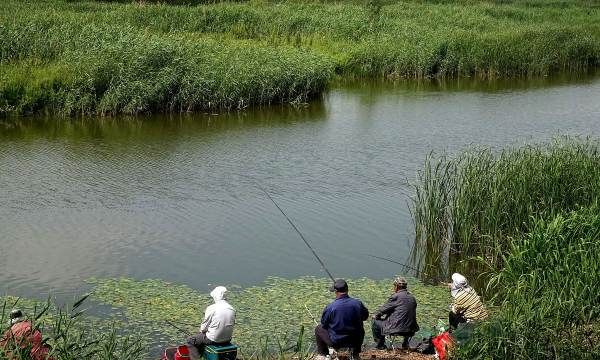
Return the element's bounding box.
[455,205,600,359]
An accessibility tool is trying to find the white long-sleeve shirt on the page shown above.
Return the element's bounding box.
[200,299,236,342]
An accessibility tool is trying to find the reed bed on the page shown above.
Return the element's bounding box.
[1,0,600,115]
[455,205,600,359]
[410,138,600,286]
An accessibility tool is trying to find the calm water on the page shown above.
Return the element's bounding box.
[2,75,600,300]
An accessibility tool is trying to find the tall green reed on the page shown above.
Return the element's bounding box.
[455,205,600,359]
[2,0,600,115]
[410,137,600,288]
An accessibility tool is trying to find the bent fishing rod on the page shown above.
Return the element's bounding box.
[252,181,336,283]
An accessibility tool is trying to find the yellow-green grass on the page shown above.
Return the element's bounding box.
[2,0,600,115]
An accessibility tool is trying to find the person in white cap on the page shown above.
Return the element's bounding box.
[447,273,487,328]
[187,286,236,359]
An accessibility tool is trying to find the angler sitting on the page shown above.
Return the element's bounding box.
[0,309,53,360]
[446,273,487,329]
[187,286,236,360]
[315,279,369,360]
[371,277,419,350]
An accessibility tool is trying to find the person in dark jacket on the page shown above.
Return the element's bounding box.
[371,277,419,350]
[315,279,369,360]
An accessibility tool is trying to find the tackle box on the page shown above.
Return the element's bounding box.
[204,343,238,360]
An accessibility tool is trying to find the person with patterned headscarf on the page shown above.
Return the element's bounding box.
[447,273,487,329]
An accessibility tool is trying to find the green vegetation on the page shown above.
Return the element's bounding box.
[2,277,448,358]
[0,296,145,360]
[410,137,600,286]
[455,206,600,359]
[2,0,600,115]
[88,276,449,355]
[410,137,600,359]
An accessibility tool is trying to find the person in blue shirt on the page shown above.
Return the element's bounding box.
[315,279,369,360]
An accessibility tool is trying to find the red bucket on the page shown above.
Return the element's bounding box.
[175,345,190,360]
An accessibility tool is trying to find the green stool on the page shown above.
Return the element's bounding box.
[204,343,238,360]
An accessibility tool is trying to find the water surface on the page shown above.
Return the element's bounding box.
[2,74,600,299]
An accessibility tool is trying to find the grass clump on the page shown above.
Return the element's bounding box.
[0,295,145,360]
[454,205,600,359]
[410,137,600,286]
[2,0,600,115]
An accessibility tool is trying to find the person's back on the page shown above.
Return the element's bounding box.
[0,310,52,360]
[203,290,235,343]
[371,277,419,350]
[380,289,418,334]
[315,279,369,360]
[453,288,486,322]
[187,286,236,360]
[322,295,368,344]
[447,273,487,328]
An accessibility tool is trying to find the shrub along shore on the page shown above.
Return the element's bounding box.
[410,137,600,359]
[1,0,600,115]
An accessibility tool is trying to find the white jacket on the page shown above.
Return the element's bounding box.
[200,286,236,343]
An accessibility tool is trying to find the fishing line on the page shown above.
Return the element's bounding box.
[165,320,192,337]
[367,254,446,283]
[303,303,318,325]
[244,177,336,283]
[366,254,421,275]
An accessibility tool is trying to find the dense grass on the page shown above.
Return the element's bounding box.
[410,137,600,286]
[454,205,600,359]
[0,296,145,360]
[410,137,600,358]
[1,0,600,115]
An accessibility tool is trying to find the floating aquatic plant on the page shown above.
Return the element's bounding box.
[88,276,449,355]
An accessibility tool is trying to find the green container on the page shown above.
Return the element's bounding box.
[203,344,238,360]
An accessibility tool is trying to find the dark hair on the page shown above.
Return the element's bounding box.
[10,309,23,320]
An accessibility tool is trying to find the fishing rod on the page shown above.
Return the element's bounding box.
[366,254,421,274]
[165,320,192,337]
[251,181,336,283]
[367,254,446,284]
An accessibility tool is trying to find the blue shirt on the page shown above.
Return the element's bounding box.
[321,294,369,345]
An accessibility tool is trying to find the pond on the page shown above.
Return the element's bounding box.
[1,74,600,300]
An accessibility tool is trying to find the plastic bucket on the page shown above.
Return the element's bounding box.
[175,345,191,360]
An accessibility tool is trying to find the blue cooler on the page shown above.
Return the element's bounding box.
[204,343,238,360]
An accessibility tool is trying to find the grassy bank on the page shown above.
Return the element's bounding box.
[1,0,600,115]
[409,138,600,358]
[2,277,449,358]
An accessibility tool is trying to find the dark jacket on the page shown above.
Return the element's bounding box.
[321,294,369,345]
[374,289,419,334]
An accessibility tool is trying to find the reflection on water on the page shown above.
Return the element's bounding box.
[1,74,600,300]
